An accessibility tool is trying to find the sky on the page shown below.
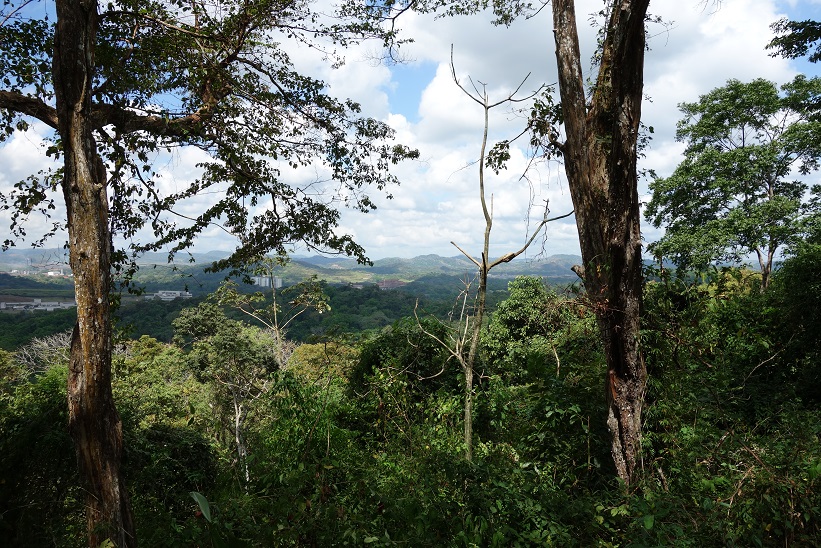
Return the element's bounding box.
[1,0,820,262]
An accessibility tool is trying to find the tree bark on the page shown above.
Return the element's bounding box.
[233,392,250,486]
[552,0,649,486]
[53,1,136,545]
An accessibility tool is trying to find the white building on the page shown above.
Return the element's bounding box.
[0,298,76,311]
[252,276,283,289]
[145,290,193,301]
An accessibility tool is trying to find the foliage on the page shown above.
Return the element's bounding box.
[769,18,821,62]
[0,365,84,546]
[479,278,611,490]
[645,76,821,285]
[287,283,425,341]
[0,0,419,266]
[0,348,21,395]
[2,0,419,540]
[0,308,76,350]
[287,341,358,384]
[639,265,821,545]
[213,275,329,369]
[115,296,201,343]
[2,266,820,546]
[0,275,510,351]
[350,316,459,399]
[173,302,280,484]
[767,243,821,404]
[112,337,220,544]
[482,276,587,384]
[0,336,224,546]
[0,272,74,294]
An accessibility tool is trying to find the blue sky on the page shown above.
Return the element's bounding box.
[387,62,437,123]
[1,0,820,262]
[331,0,821,260]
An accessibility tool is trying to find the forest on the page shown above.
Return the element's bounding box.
[1,0,821,546]
[0,269,513,348]
[1,257,820,546]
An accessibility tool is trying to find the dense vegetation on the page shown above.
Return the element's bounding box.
[1,1,819,545]
[0,273,514,349]
[0,308,77,350]
[0,273,75,297]
[1,245,819,545]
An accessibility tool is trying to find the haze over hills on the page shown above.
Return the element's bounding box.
[0,247,583,291]
[290,253,582,281]
[0,248,583,347]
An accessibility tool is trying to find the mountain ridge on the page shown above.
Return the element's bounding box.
[0,248,583,290]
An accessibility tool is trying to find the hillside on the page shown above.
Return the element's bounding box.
[1,249,583,294]
[0,250,581,349]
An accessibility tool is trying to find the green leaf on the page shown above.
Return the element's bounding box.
[190,491,212,523]
[643,514,655,530]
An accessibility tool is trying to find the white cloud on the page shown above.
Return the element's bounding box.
[348,0,818,260]
[0,126,63,247]
[0,125,55,183]
[2,1,820,262]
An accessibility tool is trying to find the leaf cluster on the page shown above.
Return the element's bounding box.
[645,76,821,272]
[1,0,420,271]
[769,18,821,63]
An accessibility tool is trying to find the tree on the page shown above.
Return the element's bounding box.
[425,55,571,461]
[424,0,651,484]
[769,18,821,63]
[0,1,416,544]
[287,340,358,383]
[769,241,821,379]
[482,276,574,383]
[548,0,649,486]
[173,302,278,487]
[13,329,72,372]
[213,263,330,368]
[645,76,821,288]
[352,316,456,400]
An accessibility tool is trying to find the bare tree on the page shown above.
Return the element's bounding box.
[419,54,572,461]
[14,330,73,373]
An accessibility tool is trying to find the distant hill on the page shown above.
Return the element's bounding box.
[1,248,583,293]
[0,247,71,270]
[289,253,581,282]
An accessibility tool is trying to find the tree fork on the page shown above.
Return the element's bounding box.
[552,0,649,486]
[54,0,136,545]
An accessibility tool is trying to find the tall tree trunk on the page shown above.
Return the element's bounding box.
[552,0,649,486]
[450,75,564,461]
[463,362,474,461]
[233,392,250,486]
[53,0,136,545]
[755,246,774,289]
[463,261,486,462]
